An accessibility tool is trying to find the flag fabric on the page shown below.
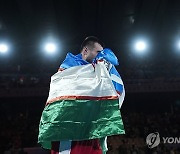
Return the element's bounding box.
[95,48,125,108]
[109,64,125,108]
[60,48,125,108]
[38,61,125,150]
[60,52,89,69]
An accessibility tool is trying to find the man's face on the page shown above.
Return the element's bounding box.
[86,43,103,62]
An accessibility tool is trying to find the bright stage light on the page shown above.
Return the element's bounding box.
[176,40,180,50]
[44,43,57,54]
[135,41,147,52]
[0,44,8,53]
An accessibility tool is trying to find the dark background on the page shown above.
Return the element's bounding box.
[0,0,180,153]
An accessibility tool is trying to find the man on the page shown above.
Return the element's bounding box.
[58,36,104,71]
[38,36,125,154]
[80,37,103,63]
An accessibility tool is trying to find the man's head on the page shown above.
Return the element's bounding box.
[80,36,104,62]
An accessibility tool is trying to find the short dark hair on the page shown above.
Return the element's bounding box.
[80,36,104,51]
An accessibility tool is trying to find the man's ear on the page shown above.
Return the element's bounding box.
[84,47,88,55]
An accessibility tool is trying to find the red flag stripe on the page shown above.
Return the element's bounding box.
[46,95,118,105]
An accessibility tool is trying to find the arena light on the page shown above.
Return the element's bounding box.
[40,36,61,57]
[134,40,147,52]
[0,43,8,53]
[176,40,180,50]
[44,43,57,54]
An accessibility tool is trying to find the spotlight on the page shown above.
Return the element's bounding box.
[176,40,180,50]
[0,43,8,53]
[135,41,147,52]
[44,43,57,54]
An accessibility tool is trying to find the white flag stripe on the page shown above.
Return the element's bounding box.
[47,63,118,102]
[59,150,71,154]
[104,137,108,151]
[118,88,125,109]
[110,74,123,85]
[110,74,125,109]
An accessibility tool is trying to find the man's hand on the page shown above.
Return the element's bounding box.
[93,48,119,66]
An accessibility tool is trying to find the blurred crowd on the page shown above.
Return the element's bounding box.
[0,111,39,153]
[107,108,180,154]
[0,62,180,153]
[1,69,180,91]
[121,62,180,79]
[0,74,50,90]
[0,60,180,90]
[0,102,179,154]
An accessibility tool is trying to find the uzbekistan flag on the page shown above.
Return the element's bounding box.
[38,61,125,150]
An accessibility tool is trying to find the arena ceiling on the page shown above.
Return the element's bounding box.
[0,0,180,73]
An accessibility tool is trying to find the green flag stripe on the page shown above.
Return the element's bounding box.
[38,99,125,149]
